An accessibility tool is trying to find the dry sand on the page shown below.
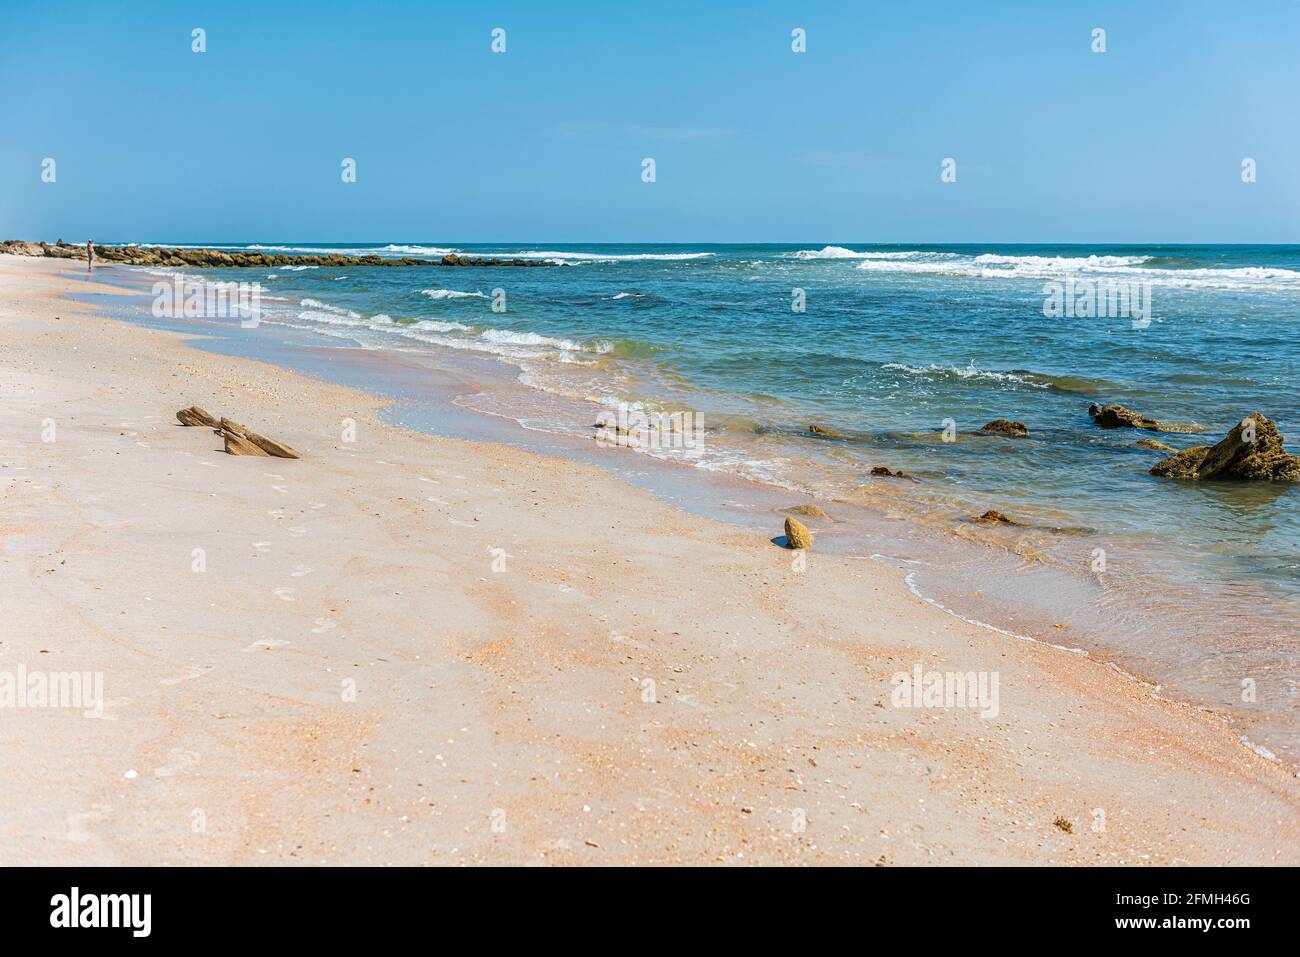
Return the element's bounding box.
[1,254,1296,865]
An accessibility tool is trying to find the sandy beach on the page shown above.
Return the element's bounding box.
[1,253,1297,866]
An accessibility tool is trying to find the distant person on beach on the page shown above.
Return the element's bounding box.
[87,240,94,272]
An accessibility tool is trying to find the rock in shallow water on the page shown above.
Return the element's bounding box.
[1150,412,1300,481]
[1136,438,1176,453]
[1088,403,1154,429]
[788,504,827,517]
[971,510,1019,525]
[976,419,1029,437]
[1087,402,1202,434]
[808,424,846,439]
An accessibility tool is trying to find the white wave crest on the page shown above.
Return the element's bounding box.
[854,252,1300,291]
[421,288,487,300]
[498,250,714,263]
[975,253,1150,268]
[786,246,938,260]
[412,318,472,333]
[382,245,458,255]
[299,298,361,318]
[883,362,1049,388]
[480,328,590,351]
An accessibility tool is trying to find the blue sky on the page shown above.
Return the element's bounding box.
[2,1,1297,243]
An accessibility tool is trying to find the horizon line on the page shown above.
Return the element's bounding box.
[24,238,1300,248]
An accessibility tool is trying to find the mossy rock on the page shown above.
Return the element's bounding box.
[1151,413,1300,481]
[976,419,1029,437]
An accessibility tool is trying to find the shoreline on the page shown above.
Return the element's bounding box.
[79,257,1300,769]
[2,253,1297,865]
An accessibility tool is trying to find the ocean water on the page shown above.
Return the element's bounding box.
[107,242,1299,762]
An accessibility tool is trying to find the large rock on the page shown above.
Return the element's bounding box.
[784,516,813,550]
[1150,413,1300,481]
[976,419,1028,437]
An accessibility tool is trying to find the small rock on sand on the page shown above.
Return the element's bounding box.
[784,516,813,550]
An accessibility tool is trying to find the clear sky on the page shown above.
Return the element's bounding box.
[2,1,1297,243]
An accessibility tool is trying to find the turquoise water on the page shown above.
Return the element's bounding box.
[132,242,1300,579]
[107,242,1300,760]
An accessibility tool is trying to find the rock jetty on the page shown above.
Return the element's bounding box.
[2,239,558,268]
